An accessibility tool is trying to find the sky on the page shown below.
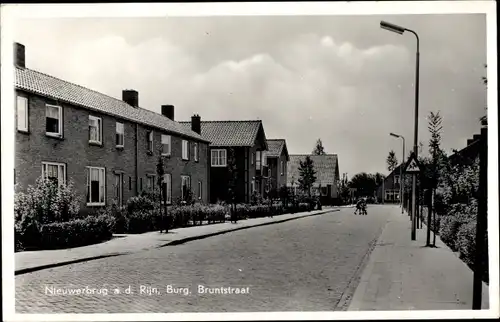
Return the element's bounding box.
[11,13,487,178]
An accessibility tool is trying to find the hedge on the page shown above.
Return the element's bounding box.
[38,214,115,250]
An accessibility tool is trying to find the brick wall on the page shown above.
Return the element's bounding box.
[14,89,209,212]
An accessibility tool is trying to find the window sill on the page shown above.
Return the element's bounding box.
[161,154,171,157]
[46,133,64,140]
[182,158,190,161]
[17,129,30,135]
[211,164,227,167]
[89,141,103,147]
[87,202,105,207]
[116,146,124,150]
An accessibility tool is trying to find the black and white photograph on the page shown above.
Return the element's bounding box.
[1,1,498,320]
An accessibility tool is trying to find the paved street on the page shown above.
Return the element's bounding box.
[16,206,388,313]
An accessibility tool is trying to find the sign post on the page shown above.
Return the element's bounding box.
[404,152,422,241]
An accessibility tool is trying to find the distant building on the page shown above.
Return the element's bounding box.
[286,154,340,205]
[263,139,290,195]
[180,120,269,203]
[376,164,403,203]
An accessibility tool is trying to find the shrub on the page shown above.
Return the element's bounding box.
[439,215,461,251]
[15,177,81,225]
[97,205,129,234]
[15,212,42,251]
[126,195,155,214]
[127,210,160,234]
[456,221,476,266]
[39,214,115,250]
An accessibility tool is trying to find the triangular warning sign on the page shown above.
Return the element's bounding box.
[404,153,421,173]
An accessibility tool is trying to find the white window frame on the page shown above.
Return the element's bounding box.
[194,142,199,162]
[16,95,29,132]
[256,151,262,170]
[45,104,63,137]
[161,134,171,156]
[182,140,189,160]
[181,175,191,200]
[198,181,202,200]
[163,173,172,204]
[394,175,400,184]
[146,174,155,191]
[211,149,227,167]
[251,153,254,165]
[86,166,106,206]
[116,122,124,148]
[89,115,102,144]
[148,131,154,152]
[114,173,123,207]
[41,162,66,187]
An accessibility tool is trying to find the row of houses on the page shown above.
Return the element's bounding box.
[13,42,341,212]
[376,133,483,203]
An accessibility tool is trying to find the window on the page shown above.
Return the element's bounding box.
[146,175,155,191]
[46,104,62,137]
[321,186,328,196]
[17,95,28,132]
[182,140,189,160]
[114,173,123,207]
[256,151,262,169]
[251,180,255,193]
[211,149,227,167]
[181,175,191,201]
[394,175,400,184]
[161,135,171,156]
[251,153,254,165]
[194,143,199,162]
[86,167,105,206]
[42,162,66,187]
[162,174,172,204]
[147,131,154,152]
[116,122,124,147]
[198,181,202,200]
[89,115,102,144]
[281,161,285,175]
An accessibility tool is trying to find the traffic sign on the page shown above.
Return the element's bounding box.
[404,153,421,173]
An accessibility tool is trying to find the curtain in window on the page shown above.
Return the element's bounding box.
[17,97,27,130]
[89,118,99,141]
[46,106,59,133]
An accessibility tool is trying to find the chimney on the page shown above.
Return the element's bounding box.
[122,90,139,108]
[14,43,25,68]
[161,105,174,120]
[191,114,201,134]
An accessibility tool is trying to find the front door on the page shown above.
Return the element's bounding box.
[114,173,123,207]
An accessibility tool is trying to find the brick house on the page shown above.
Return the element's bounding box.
[13,42,210,213]
[376,164,403,203]
[286,154,340,205]
[180,120,268,203]
[263,139,289,195]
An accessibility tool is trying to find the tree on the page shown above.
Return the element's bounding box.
[227,148,238,223]
[298,156,317,197]
[156,151,168,233]
[386,150,398,172]
[426,111,446,246]
[312,139,326,155]
[349,172,377,197]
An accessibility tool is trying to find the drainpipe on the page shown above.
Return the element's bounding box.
[135,124,139,196]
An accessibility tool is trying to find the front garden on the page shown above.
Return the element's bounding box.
[14,178,321,252]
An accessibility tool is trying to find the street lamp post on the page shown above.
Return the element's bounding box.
[390,133,405,214]
[381,21,420,241]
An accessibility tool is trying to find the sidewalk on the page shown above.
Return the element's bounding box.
[348,205,490,311]
[15,207,338,275]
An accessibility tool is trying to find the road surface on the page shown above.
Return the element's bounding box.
[16,206,390,313]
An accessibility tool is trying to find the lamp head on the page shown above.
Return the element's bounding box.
[389,132,400,138]
[380,21,405,35]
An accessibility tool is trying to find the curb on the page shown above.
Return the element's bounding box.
[15,208,339,275]
[160,208,339,247]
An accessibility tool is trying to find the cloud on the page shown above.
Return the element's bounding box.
[13,15,487,177]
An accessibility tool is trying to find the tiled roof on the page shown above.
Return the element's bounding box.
[265,139,285,158]
[179,120,264,147]
[287,154,339,186]
[15,67,209,143]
